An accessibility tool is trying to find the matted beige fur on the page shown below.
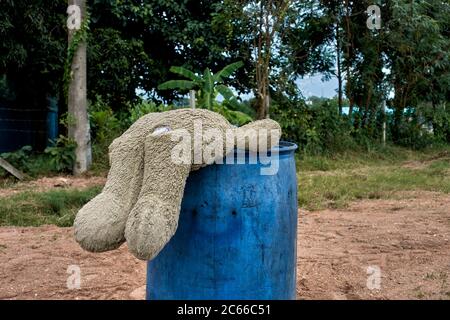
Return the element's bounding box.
[74,109,281,260]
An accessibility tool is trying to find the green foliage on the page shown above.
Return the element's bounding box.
[89,96,122,145]
[158,62,253,125]
[87,0,249,107]
[0,75,15,101]
[88,97,176,173]
[128,100,173,124]
[2,0,250,111]
[88,96,124,173]
[385,0,450,142]
[213,103,253,126]
[425,104,450,143]
[0,187,101,227]
[0,146,56,177]
[44,136,76,172]
[0,0,67,103]
[272,91,450,153]
[158,62,244,110]
[1,0,449,166]
[59,112,77,128]
[282,0,336,78]
[0,142,75,177]
[271,97,309,144]
[272,95,356,154]
[158,80,195,91]
[87,28,151,110]
[158,61,253,126]
[1,146,33,172]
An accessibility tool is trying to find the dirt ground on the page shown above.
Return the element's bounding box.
[297,191,450,300]
[0,191,449,300]
[0,176,106,198]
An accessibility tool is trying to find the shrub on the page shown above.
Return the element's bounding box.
[127,99,171,124]
[88,96,126,172]
[213,101,253,126]
[44,135,76,172]
[1,145,33,172]
[0,144,72,177]
[270,94,310,146]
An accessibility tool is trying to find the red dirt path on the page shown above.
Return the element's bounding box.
[0,191,449,300]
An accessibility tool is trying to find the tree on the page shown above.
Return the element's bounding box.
[277,0,342,115]
[88,0,252,108]
[67,0,91,174]
[2,0,252,112]
[0,0,67,107]
[250,0,292,119]
[213,0,295,119]
[384,0,450,142]
[0,0,67,153]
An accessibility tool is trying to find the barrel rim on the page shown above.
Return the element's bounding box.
[234,140,298,155]
[274,141,298,153]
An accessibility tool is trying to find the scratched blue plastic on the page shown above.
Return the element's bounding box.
[146,141,298,300]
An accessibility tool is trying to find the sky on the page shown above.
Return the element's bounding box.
[297,74,338,99]
[237,73,339,101]
[236,73,339,101]
[140,72,340,101]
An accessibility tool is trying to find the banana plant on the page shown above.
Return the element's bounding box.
[158,61,244,110]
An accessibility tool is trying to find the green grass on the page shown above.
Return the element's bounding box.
[0,186,101,227]
[298,145,450,210]
[298,144,448,171]
[1,145,450,227]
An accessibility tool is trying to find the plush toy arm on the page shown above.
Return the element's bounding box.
[234,119,282,152]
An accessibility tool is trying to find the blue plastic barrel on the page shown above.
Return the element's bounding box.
[46,96,58,147]
[146,141,298,300]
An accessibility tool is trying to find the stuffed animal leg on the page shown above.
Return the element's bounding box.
[73,114,159,252]
[125,131,191,260]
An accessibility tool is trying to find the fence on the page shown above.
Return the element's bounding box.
[0,99,58,153]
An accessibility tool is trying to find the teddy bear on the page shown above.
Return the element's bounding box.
[74,109,281,260]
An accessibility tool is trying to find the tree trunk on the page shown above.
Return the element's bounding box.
[382,100,386,146]
[256,94,270,119]
[253,0,290,119]
[336,22,343,115]
[68,0,91,175]
[392,85,403,143]
[344,0,354,117]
